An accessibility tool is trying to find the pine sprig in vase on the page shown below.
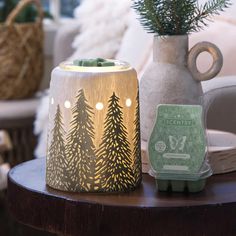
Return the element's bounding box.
[132,0,231,35]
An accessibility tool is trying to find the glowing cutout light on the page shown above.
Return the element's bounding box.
[64,100,71,109]
[126,98,132,107]
[96,102,104,110]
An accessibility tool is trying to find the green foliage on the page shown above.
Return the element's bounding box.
[132,0,231,35]
[0,0,52,23]
[96,93,135,192]
[73,58,115,67]
[47,105,71,191]
[66,89,96,192]
[133,92,142,186]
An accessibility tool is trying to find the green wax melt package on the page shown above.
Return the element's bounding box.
[148,104,212,192]
[153,161,212,192]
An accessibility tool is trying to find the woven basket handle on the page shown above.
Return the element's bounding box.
[6,0,44,25]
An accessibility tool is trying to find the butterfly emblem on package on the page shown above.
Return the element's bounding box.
[148,104,207,175]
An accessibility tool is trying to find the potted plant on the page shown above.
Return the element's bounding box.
[133,0,230,141]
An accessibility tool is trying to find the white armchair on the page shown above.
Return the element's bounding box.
[203,76,236,134]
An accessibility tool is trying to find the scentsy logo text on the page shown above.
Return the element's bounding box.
[164,119,194,126]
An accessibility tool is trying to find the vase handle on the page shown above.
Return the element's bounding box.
[187,41,223,81]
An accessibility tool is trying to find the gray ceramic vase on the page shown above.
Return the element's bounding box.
[140,35,223,141]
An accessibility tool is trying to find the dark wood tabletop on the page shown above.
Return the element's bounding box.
[7,159,236,236]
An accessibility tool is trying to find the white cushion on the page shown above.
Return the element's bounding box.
[70,0,131,60]
[116,9,153,76]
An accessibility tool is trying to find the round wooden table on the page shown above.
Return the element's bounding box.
[8,159,236,236]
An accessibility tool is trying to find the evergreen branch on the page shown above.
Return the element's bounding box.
[132,0,231,35]
[190,0,231,30]
[202,0,231,16]
[133,0,165,34]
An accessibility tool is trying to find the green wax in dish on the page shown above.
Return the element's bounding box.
[98,62,115,67]
[97,58,106,62]
[73,58,115,67]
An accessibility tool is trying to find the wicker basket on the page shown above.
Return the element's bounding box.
[0,0,44,100]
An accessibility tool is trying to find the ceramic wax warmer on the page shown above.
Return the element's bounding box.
[46,59,142,192]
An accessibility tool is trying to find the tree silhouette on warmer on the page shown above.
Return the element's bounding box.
[132,91,142,186]
[96,92,134,192]
[47,104,70,191]
[66,89,96,192]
